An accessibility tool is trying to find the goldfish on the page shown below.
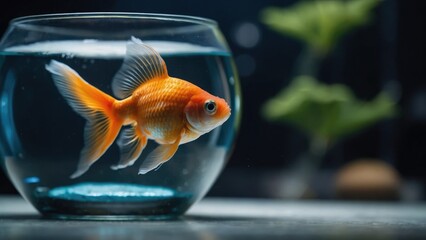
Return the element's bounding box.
[45,37,231,179]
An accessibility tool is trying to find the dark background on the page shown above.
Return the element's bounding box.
[0,0,425,199]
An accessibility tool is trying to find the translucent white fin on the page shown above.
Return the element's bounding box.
[112,37,168,99]
[111,124,147,170]
[138,134,182,174]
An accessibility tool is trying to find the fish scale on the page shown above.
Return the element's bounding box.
[136,78,196,142]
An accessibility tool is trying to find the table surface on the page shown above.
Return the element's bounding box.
[1,196,426,239]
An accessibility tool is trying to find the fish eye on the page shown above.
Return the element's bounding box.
[204,100,217,115]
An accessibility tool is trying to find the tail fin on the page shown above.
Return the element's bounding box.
[46,60,122,178]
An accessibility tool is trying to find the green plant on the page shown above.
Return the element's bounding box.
[259,0,395,147]
[260,0,381,55]
[262,76,396,147]
[258,0,393,199]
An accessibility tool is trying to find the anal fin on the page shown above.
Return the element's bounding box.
[111,123,147,170]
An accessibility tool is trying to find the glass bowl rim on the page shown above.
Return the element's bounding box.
[10,12,218,27]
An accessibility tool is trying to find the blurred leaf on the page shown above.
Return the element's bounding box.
[262,76,396,143]
[260,0,381,55]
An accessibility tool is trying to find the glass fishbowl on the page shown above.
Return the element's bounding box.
[0,13,240,220]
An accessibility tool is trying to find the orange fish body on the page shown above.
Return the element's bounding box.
[46,37,231,178]
[116,77,206,144]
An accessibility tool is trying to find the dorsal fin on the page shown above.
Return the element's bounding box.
[112,37,168,99]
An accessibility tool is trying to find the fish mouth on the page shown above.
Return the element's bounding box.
[224,110,231,121]
[217,110,231,126]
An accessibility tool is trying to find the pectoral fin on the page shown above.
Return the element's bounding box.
[138,134,181,174]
